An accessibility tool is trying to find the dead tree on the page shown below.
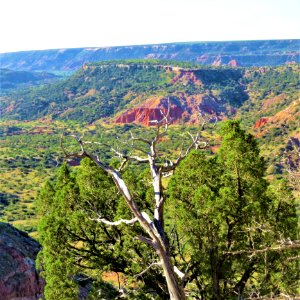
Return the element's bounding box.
[61,106,209,300]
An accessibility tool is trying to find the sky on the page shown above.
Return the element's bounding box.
[0,0,299,53]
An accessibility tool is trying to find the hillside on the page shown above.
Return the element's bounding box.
[0,68,59,91]
[236,64,300,169]
[0,40,299,71]
[0,60,249,123]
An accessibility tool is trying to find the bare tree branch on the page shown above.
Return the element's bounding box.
[82,139,149,167]
[60,133,159,240]
[173,266,185,280]
[224,240,300,257]
[135,235,155,248]
[129,131,151,145]
[91,216,138,226]
[134,261,162,278]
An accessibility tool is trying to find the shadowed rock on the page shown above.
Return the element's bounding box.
[0,222,44,300]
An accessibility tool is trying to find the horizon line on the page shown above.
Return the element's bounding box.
[1,38,299,55]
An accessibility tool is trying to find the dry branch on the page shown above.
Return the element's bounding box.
[134,261,162,278]
[91,216,138,226]
[224,240,300,257]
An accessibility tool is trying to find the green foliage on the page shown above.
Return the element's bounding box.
[37,165,79,299]
[37,159,168,299]
[167,120,298,299]
[34,120,299,298]
[0,121,65,229]
[0,119,197,233]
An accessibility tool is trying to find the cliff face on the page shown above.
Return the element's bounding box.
[114,93,227,126]
[115,97,184,126]
[0,222,44,300]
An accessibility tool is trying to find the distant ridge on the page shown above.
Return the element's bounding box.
[0,40,299,71]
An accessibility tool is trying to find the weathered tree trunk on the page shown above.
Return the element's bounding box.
[158,248,186,300]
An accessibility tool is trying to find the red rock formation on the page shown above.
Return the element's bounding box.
[254,117,269,128]
[114,93,228,126]
[196,54,209,63]
[0,222,44,300]
[212,56,222,66]
[115,97,184,126]
[286,61,297,65]
[84,89,97,97]
[228,59,239,67]
[4,102,16,113]
[254,99,300,137]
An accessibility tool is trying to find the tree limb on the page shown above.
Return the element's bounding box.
[173,266,185,280]
[135,235,155,248]
[224,240,300,257]
[91,216,138,226]
[134,261,162,278]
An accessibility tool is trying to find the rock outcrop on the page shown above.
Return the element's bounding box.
[228,59,239,67]
[115,97,184,126]
[114,94,227,126]
[0,222,44,300]
[254,117,269,128]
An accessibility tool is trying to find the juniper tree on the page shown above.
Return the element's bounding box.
[37,159,168,299]
[167,121,298,299]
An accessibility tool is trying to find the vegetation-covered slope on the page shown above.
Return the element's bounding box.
[0,60,248,122]
[1,61,298,129]
[237,64,300,168]
[0,68,59,91]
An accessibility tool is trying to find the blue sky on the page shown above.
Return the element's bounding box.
[1,0,299,53]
